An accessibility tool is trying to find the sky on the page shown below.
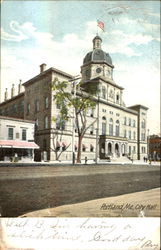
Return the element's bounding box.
[1,0,160,135]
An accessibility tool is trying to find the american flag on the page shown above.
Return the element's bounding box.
[97,20,105,32]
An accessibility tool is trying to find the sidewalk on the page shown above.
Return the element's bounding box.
[21,187,160,217]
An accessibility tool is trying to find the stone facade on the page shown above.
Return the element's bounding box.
[0,36,148,162]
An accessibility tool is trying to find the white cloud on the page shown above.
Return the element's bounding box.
[1,20,160,134]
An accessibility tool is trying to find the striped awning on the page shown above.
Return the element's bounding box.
[0,140,39,149]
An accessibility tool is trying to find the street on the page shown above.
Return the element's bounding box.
[0,164,160,217]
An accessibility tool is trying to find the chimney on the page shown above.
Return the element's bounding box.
[40,63,47,73]
[4,88,8,101]
[18,79,22,94]
[11,84,15,98]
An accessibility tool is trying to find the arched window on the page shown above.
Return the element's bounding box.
[109,118,113,136]
[115,120,120,137]
[102,116,106,135]
[102,86,106,99]
[44,116,48,129]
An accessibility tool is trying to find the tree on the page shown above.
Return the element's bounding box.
[52,77,98,163]
[50,129,71,161]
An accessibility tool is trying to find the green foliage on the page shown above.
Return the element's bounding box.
[52,77,98,163]
[52,77,97,120]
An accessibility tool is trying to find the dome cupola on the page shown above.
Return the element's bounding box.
[81,36,114,82]
[83,36,113,67]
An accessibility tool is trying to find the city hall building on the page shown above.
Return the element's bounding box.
[0,36,148,162]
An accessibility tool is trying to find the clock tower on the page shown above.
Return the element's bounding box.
[81,35,114,82]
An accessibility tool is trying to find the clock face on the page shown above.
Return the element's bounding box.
[96,67,102,73]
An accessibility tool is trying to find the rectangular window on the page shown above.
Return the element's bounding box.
[45,116,48,129]
[129,131,131,139]
[129,118,131,126]
[56,103,61,109]
[133,146,136,154]
[45,97,49,109]
[8,128,14,140]
[141,146,146,153]
[124,130,127,138]
[141,133,145,141]
[27,103,30,115]
[22,129,27,141]
[35,100,40,112]
[129,146,131,155]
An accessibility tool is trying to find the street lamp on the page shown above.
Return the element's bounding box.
[69,75,81,164]
[147,129,150,160]
[95,87,100,164]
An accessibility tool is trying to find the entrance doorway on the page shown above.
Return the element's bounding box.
[108,143,112,155]
[115,143,119,156]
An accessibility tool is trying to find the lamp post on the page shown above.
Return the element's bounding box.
[69,75,81,164]
[95,88,100,164]
[147,129,150,160]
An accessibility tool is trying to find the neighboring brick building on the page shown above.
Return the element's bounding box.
[0,36,148,162]
[148,135,161,161]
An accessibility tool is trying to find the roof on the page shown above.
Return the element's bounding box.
[83,49,113,67]
[0,92,24,106]
[128,104,149,111]
[0,140,39,149]
[23,67,73,87]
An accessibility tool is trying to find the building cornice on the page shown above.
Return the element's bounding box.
[0,115,34,123]
[83,76,124,90]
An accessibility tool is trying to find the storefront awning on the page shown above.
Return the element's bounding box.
[0,140,39,149]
